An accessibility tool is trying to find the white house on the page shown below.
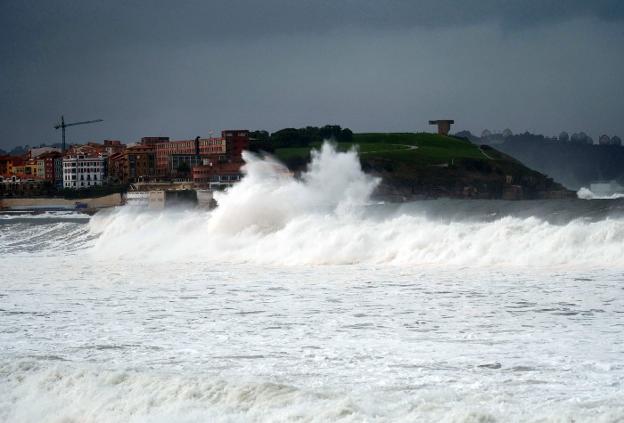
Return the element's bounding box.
[63,151,107,189]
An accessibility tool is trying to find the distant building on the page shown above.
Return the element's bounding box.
[107,145,155,185]
[155,137,226,177]
[125,145,156,182]
[37,151,62,183]
[429,120,455,136]
[154,131,248,178]
[53,156,63,187]
[0,155,19,176]
[23,160,42,179]
[140,137,170,147]
[107,152,126,184]
[62,145,107,189]
[103,140,125,155]
[222,130,250,158]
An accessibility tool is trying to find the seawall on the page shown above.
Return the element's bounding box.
[0,193,123,210]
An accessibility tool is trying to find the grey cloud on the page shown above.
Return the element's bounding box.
[1,1,624,150]
[2,1,624,47]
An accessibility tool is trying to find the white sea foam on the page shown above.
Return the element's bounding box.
[85,143,624,267]
[0,361,364,423]
[2,360,623,423]
[577,187,624,200]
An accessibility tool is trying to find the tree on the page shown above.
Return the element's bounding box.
[612,136,622,146]
[599,134,611,145]
[502,128,513,138]
[571,132,592,144]
[270,128,312,148]
[248,130,274,153]
[319,125,343,140]
[481,129,492,139]
[249,130,269,142]
[559,131,569,142]
[339,128,353,142]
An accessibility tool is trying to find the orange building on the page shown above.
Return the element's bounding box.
[155,137,226,177]
[124,145,155,183]
[0,155,18,176]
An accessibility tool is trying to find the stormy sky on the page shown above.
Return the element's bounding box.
[1,0,623,150]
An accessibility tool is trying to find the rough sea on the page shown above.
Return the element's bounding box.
[1,145,624,422]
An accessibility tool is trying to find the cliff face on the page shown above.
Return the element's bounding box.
[275,133,573,201]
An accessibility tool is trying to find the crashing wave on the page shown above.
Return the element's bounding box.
[84,143,624,267]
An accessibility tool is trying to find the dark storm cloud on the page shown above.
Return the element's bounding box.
[1,1,624,150]
[3,0,624,49]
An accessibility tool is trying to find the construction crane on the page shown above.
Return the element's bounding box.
[54,115,103,153]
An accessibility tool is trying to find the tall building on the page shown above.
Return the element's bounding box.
[53,156,63,187]
[0,155,17,176]
[37,151,62,183]
[62,146,107,189]
[222,130,250,158]
[103,140,125,155]
[155,137,226,177]
[140,136,170,147]
[125,145,156,182]
[191,131,249,187]
[107,152,126,184]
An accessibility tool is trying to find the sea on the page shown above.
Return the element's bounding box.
[1,144,624,422]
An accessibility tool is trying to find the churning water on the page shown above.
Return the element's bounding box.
[2,144,624,422]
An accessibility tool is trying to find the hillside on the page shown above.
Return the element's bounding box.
[272,133,572,201]
[493,138,624,190]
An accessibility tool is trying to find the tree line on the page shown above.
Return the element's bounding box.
[248,125,353,152]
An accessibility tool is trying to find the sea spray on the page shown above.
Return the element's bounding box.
[206,143,380,234]
[577,187,624,200]
[83,143,624,267]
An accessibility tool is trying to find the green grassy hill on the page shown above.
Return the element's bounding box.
[272,132,572,200]
[275,132,484,164]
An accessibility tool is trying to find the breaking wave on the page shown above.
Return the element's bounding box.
[0,361,364,423]
[5,143,624,267]
[577,187,624,200]
[86,143,624,267]
[3,360,623,423]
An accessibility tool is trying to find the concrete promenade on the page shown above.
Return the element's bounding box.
[0,193,123,211]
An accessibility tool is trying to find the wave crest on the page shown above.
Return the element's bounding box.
[84,143,624,267]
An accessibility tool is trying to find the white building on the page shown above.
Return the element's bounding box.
[63,153,107,189]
